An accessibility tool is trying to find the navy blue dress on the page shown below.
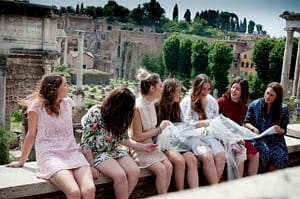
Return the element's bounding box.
[244,98,289,168]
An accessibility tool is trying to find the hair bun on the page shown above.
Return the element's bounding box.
[137,68,150,81]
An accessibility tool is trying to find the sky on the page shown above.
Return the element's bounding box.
[30,0,300,38]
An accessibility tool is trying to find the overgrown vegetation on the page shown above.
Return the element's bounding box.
[0,126,17,164]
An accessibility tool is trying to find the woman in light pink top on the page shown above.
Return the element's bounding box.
[7,74,95,199]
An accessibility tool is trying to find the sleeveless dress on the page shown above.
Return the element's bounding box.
[130,97,167,168]
[29,97,89,179]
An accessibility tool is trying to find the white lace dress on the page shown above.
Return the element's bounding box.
[130,97,166,168]
[29,97,89,179]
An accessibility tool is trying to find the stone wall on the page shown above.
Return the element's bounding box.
[0,1,59,129]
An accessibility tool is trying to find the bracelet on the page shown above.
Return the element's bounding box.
[157,126,162,134]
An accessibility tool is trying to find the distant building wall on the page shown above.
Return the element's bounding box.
[0,1,59,129]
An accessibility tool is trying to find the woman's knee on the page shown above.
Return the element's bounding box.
[113,170,128,184]
[184,153,198,168]
[198,152,214,164]
[66,187,81,199]
[215,152,226,163]
[127,165,140,179]
[81,183,96,198]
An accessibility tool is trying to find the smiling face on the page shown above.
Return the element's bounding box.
[173,85,182,103]
[200,82,211,98]
[264,87,277,105]
[230,83,242,102]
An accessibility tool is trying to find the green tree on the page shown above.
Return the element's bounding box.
[76,4,79,14]
[256,24,263,34]
[248,20,255,34]
[191,39,210,78]
[85,6,96,17]
[183,9,191,24]
[178,39,192,81]
[172,4,178,22]
[209,41,233,97]
[252,38,275,98]
[141,54,164,77]
[142,0,165,24]
[191,18,208,36]
[162,35,180,76]
[130,4,145,25]
[269,39,285,82]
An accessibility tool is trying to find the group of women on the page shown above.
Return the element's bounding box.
[7,68,289,199]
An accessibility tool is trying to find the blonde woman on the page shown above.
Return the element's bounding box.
[130,69,173,194]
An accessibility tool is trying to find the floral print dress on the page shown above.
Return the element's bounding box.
[81,105,129,167]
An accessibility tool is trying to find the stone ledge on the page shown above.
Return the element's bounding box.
[287,123,300,139]
[1,135,300,199]
[0,161,154,199]
[148,165,300,199]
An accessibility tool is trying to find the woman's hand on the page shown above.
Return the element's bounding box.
[91,167,100,180]
[6,161,24,168]
[143,143,158,152]
[158,120,170,132]
[195,120,209,128]
[237,139,245,145]
[274,125,284,135]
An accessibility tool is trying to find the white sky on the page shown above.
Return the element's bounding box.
[30,0,300,38]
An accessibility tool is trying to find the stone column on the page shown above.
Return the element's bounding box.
[63,37,68,66]
[72,30,86,122]
[281,29,294,96]
[292,32,300,98]
[56,37,63,66]
[76,30,85,90]
[0,55,7,128]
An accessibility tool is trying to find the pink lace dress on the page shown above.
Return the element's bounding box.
[28,97,89,179]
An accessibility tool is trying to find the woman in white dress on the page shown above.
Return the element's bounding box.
[130,69,173,194]
[180,74,225,184]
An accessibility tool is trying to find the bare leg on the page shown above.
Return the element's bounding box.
[97,159,129,199]
[197,152,218,184]
[148,159,173,194]
[214,152,225,181]
[118,156,140,196]
[247,152,259,176]
[182,151,199,188]
[238,161,244,178]
[73,166,96,199]
[164,150,185,190]
[50,169,81,199]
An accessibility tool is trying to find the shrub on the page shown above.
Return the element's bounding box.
[0,126,17,164]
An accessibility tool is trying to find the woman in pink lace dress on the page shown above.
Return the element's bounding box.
[7,74,95,199]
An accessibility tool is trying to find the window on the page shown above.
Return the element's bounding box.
[244,54,247,59]
[241,62,244,67]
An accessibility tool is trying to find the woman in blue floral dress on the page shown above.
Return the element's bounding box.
[81,87,157,199]
[244,82,289,172]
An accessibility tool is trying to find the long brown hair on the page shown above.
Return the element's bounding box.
[225,77,249,104]
[263,82,283,125]
[20,74,64,116]
[157,78,181,124]
[101,87,135,137]
[191,74,212,120]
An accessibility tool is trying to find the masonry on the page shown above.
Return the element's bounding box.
[0,1,59,129]
[1,131,300,199]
